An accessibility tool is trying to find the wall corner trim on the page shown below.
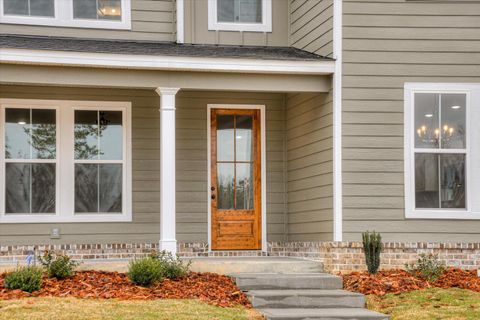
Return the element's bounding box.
[176,0,185,43]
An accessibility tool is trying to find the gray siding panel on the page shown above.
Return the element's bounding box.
[286,92,334,241]
[289,0,334,57]
[0,0,175,42]
[342,0,480,242]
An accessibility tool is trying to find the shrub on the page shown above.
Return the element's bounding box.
[362,231,383,274]
[153,250,191,279]
[4,266,43,293]
[406,253,446,282]
[38,250,79,279]
[128,257,164,286]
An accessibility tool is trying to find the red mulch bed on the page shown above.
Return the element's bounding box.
[342,268,480,296]
[0,271,250,308]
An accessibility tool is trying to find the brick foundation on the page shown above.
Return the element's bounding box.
[2,241,479,274]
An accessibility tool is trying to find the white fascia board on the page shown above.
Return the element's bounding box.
[0,48,335,75]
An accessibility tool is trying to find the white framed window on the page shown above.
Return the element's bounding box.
[208,0,272,32]
[404,83,480,219]
[0,0,131,30]
[0,99,132,223]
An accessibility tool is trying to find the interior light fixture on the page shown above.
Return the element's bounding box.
[425,114,433,118]
[18,121,26,125]
[451,105,461,110]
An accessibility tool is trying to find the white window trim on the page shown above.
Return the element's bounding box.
[0,0,131,30]
[0,99,132,223]
[207,104,267,252]
[207,0,272,32]
[404,83,480,220]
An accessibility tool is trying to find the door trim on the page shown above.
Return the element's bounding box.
[207,104,267,251]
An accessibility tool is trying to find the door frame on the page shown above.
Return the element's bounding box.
[207,104,267,251]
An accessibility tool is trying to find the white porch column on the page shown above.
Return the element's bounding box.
[156,87,180,254]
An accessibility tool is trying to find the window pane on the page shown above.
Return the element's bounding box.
[217,115,234,161]
[4,0,28,15]
[30,0,54,17]
[75,163,98,213]
[98,0,122,20]
[75,110,99,160]
[5,108,31,159]
[31,163,56,213]
[217,0,262,23]
[441,94,466,149]
[99,111,123,160]
[440,154,465,209]
[5,163,55,214]
[31,109,56,159]
[99,164,122,212]
[414,93,440,149]
[236,163,253,210]
[5,163,30,213]
[73,0,97,19]
[236,115,253,161]
[415,153,439,209]
[217,163,234,209]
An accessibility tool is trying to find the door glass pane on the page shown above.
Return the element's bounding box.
[414,93,440,149]
[98,0,122,20]
[73,0,97,19]
[31,163,56,213]
[75,163,98,213]
[75,110,99,160]
[4,0,28,15]
[99,111,123,160]
[236,115,253,161]
[31,109,56,159]
[236,163,253,210]
[441,94,466,149]
[99,164,122,212]
[217,115,234,161]
[30,0,54,17]
[415,153,439,209]
[440,154,465,209]
[5,108,30,159]
[217,163,234,209]
[5,163,30,213]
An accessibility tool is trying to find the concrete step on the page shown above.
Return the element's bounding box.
[247,289,365,309]
[233,273,343,290]
[259,308,389,320]
[189,258,323,275]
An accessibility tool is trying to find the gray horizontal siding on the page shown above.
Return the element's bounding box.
[342,0,480,242]
[289,0,334,57]
[0,0,175,41]
[286,92,334,241]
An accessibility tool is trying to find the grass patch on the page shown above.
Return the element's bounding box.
[367,288,480,320]
[0,297,262,320]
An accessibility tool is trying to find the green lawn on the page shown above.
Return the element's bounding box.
[0,298,262,320]
[367,288,480,320]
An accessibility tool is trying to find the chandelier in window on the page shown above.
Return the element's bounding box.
[417,124,455,145]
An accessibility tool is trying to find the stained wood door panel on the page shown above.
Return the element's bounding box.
[211,108,261,250]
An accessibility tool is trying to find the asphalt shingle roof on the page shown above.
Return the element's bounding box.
[0,35,330,61]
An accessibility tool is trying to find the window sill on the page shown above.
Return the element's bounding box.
[406,210,480,220]
[0,213,132,223]
[208,22,272,33]
[0,16,131,30]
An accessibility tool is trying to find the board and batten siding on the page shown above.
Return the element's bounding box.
[176,91,287,243]
[289,0,334,58]
[342,0,480,242]
[0,0,175,41]
[183,0,289,46]
[286,92,334,241]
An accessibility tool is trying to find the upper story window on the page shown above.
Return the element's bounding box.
[208,0,272,32]
[404,83,480,219]
[0,0,130,29]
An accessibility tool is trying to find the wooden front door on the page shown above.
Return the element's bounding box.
[211,108,262,250]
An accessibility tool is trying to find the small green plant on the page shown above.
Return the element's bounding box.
[128,257,164,286]
[362,231,383,274]
[406,253,446,282]
[152,250,191,279]
[38,250,79,279]
[4,266,43,293]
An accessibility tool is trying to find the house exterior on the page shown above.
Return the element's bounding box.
[0,0,479,271]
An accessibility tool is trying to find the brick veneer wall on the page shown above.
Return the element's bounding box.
[1,242,479,274]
